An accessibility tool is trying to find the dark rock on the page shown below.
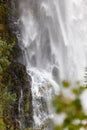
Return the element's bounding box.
[8,62,33,129]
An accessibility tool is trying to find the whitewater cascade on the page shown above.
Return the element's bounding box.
[18,0,87,129]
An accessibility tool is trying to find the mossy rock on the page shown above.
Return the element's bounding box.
[9,62,27,86]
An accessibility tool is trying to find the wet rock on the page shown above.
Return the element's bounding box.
[9,62,33,129]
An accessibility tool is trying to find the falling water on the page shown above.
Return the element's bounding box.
[18,89,24,129]
[18,0,87,129]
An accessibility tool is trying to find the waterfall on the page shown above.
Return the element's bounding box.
[18,89,24,129]
[18,0,87,129]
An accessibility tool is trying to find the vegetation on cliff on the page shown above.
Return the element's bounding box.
[0,1,17,129]
[0,40,17,130]
[0,1,33,130]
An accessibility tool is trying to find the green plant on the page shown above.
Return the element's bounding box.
[53,81,87,130]
[0,39,16,129]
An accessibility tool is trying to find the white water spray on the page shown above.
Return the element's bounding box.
[18,0,87,129]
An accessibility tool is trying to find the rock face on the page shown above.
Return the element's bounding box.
[8,11,33,130]
[9,62,33,129]
[10,9,33,130]
[0,0,33,129]
[3,1,33,129]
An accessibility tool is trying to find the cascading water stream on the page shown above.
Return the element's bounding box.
[27,68,59,129]
[18,0,87,129]
[18,89,24,129]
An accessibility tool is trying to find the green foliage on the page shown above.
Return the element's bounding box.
[0,40,14,86]
[0,39,16,129]
[54,125,62,130]
[53,81,87,130]
[62,80,70,88]
[0,88,16,108]
[72,86,87,96]
[0,0,7,23]
[0,1,19,129]
[0,0,18,21]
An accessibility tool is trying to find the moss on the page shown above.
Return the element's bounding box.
[54,125,62,130]
[0,117,5,129]
[62,80,70,88]
[0,3,6,23]
[9,62,27,86]
[24,128,32,130]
